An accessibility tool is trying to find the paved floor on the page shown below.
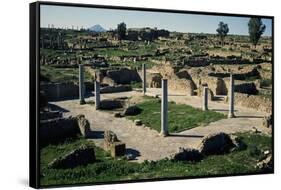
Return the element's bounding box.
[51,88,270,162]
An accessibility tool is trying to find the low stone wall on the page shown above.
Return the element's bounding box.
[230,93,272,113]
[40,117,80,146]
[40,82,79,101]
[40,111,62,120]
[40,81,95,101]
[100,85,132,93]
[208,67,260,80]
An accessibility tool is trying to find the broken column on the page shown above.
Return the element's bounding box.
[161,79,168,136]
[142,63,146,95]
[228,74,235,118]
[95,80,100,110]
[104,130,126,157]
[202,86,208,111]
[79,64,85,105]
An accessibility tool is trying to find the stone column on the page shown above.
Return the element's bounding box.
[79,64,85,104]
[95,80,100,110]
[228,74,235,118]
[142,63,146,95]
[202,86,208,111]
[161,79,168,136]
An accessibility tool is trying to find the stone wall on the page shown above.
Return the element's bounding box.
[195,76,228,96]
[234,82,258,95]
[100,85,132,93]
[151,65,195,95]
[148,73,162,88]
[208,67,260,80]
[167,78,195,95]
[258,63,272,80]
[106,68,142,84]
[41,82,95,101]
[229,93,272,113]
[87,67,142,85]
[138,71,163,88]
[40,117,80,146]
[40,82,79,101]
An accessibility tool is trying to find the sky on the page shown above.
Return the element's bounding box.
[40,5,272,36]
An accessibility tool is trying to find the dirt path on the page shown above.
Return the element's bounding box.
[52,88,270,162]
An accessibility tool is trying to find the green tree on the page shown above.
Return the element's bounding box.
[248,18,266,48]
[216,22,229,46]
[117,22,127,40]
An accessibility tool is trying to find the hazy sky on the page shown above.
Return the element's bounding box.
[41,5,272,36]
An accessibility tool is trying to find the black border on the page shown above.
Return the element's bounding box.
[30,2,40,189]
[29,1,274,189]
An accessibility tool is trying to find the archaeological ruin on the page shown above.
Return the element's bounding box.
[35,7,273,186]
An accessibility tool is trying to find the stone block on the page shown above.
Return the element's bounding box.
[110,142,126,157]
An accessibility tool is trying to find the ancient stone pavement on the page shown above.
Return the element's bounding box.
[52,88,271,163]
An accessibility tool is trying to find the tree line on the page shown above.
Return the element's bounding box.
[216,17,267,48]
[116,17,267,48]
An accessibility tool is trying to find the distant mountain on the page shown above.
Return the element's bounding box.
[88,24,106,32]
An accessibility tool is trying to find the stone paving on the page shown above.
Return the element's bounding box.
[52,88,271,162]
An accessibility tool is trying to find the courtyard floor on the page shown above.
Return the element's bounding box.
[51,88,271,162]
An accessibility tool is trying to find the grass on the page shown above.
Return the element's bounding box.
[40,65,93,83]
[127,97,226,133]
[110,60,155,70]
[93,43,157,57]
[40,133,272,186]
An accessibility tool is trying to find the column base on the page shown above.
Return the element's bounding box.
[79,100,86,105]
[228,113,236,118]
[160,131,169,137]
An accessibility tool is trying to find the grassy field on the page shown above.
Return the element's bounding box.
[93,42,158,57]
[127,97,226,133]
[109,60,155,70]
[40,133,272,186]
[40,65,93,83]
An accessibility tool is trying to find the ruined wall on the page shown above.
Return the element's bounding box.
[40,117,80,146]
[208,67,260,80]
[151,65,195,95]
[40,82,79,101]
[151,64,178,78]
[228,93,272,113]
[197,75,258,96]
[234,82,258,95]
[106,68,141,84]
[86,67,142,85]
[258,63,272,79]
[167,78,195,95]
[40,82,95,101]
[100,85,132,93]
[138,71,163,88]
[149,73,162,88]
[195,76,228,96]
